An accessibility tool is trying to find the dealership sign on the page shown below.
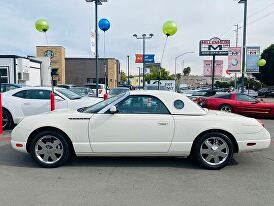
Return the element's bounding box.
[150,80,176,92]
[199,37,230,56]
[228,47,241,73]
[135,54,155,64]
[203,60,223,77]
[246,46,260,73]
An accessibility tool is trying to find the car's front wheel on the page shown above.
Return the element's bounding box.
[30,130,72,168]
[193,132,234,170]
[219,104,233,113]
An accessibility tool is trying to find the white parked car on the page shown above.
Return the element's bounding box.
[85,83,107,98]
[2,87,101,130]
[11,91,271,169]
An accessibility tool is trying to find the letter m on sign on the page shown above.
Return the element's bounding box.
[208,45,222,51]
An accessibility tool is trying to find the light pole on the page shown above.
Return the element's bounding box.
[133,33,153,89]
[85,0,108,97]
[127,55,130,86]
[238,0,247,93]
[175,52,194,90]
[137,67,142,89]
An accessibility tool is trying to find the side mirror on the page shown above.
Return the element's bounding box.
[109,106,118,114]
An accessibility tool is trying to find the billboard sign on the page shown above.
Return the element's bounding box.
[135,54,155,64]
[203,60,223,77]
[246,46,260,73]
[228,47,241,73]
[200,37,230,56]
[150,80,176,92]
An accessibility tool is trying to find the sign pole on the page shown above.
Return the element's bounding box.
[211,55,216,91]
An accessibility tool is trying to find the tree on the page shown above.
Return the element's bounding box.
[183,67,191,76]
[120,71,127,83]
[145,66,174,82]
[176,73,182,80]
[253,44,274,86]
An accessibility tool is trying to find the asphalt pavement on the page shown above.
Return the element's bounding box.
[0,120,274,206]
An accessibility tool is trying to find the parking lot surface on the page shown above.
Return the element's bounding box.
[0,119,274,206]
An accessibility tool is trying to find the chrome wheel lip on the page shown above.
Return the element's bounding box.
[200,137,229,166]
[220,105,232,113]
[35,135,64,165]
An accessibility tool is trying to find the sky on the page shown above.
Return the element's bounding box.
[0,0,274,76]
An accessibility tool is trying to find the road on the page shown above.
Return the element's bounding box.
[0,119,274,206]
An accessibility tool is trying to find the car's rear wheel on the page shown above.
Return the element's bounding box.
[193,132,234,170]
[219,104,233,113]
[2,109,14,130]
[30,130,71,168]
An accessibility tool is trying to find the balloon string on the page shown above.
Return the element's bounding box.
[44,32,49,45]
[160,36,168,66]
[104,31,107,92]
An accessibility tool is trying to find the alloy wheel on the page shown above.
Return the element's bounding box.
[35,135,64,164]
[220,105,232,113]
[200,137,229,166]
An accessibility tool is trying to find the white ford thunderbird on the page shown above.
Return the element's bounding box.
[11,91,271,169]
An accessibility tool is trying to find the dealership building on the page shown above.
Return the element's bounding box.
[36,46,121,88]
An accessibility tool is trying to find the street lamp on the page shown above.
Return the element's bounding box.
[85,0,108,97]
[238,0,247,93]
[137,67,142,89]
[133,33,153,89]
[175,52,194,90]
[127,55,130,86]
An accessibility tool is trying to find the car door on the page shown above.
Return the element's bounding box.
[14,89,51,116]
[89,95,175,153]
[235,94,267,115]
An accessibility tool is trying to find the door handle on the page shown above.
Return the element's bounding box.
[23,102,31,105]
[158,122,168,126]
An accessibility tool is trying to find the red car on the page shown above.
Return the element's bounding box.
[200,93,274,118]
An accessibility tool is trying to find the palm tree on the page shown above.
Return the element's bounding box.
[183,67,191,76]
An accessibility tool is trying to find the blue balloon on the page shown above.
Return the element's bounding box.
[98,18,110,32]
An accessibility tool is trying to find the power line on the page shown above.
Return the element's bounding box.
[248,10,274,25]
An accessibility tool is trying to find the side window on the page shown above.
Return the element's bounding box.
[217,94,232,99]
[236,94,256,102]
[13,90,26,98]
[116,95,169,114]
[24,90,51,100]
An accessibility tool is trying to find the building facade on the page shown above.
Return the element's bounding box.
[65,58,120,89]
[179,75,232,88]
[0,55,51,86]
[36,46,66,85]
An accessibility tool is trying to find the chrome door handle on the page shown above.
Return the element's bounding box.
[158,122,168,126]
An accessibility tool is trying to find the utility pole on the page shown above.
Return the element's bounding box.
[239,0,248,93]
[127,55,130,86]
[234,24,242,90]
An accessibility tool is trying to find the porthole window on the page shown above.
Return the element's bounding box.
[174,100,184,109]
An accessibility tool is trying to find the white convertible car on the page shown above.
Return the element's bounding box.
[11,91,271,169]
[3,87,101,130]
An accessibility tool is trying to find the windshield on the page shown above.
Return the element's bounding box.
[109,88,129,96]
[69,88,91,97]
[56,88,82,100]
[83,93,125,113]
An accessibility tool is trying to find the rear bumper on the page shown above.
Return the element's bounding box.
[236,128,271,152]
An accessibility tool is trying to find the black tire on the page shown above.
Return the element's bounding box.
[2,109,14,130]
[30,130,72,168]
[219,104,233,113]
[193,132,234,170]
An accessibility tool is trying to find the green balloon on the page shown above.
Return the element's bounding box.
[35,19,49,32]
[163,21,177,36]
[257,59,266,67]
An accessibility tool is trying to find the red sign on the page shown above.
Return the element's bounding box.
[200,37,230,56]
[135,54,143,63]
[203,60,223,77]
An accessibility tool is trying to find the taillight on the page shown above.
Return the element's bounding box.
[257,119,265,127]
